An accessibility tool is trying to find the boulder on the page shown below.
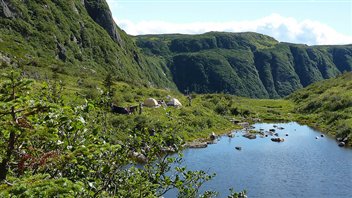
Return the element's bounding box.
[271,137,285,142]
[227,133,234,138]
[187,142,208,148]
[131,152,148,163]
[209,132,217,140]
[338,142,345,147]
[243,133,256,139]
[238,122,250,128]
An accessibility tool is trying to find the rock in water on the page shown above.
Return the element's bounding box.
[209,132,217,140]
[243,133,256,139]
[271,137,285,142]
[338,142,345,147]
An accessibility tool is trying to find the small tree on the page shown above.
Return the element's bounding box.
[0,71,48,181]
[103,73,114,97]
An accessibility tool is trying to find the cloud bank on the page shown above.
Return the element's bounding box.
[115,14,352,45]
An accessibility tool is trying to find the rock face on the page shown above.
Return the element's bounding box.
[0,0,14,18]
[83,0,122,45]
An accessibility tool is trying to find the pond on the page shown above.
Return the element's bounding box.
[166,122,352,198]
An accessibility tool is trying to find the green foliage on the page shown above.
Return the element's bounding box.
[0,174,87,197]
[0,70,252,197]
[289,72,352,145]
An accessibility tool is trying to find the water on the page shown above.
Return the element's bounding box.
[166,122,352,198]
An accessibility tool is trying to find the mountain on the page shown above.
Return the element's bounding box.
[0,0,175,88]
[289,72,352,146]
[2,1,352,99]
[136,32,352,98]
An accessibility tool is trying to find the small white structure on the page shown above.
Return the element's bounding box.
[167,98,182,107]
[144,98,159,107]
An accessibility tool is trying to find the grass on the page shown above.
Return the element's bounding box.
[289,72,352,145]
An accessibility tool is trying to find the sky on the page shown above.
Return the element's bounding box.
[106,0,352,45]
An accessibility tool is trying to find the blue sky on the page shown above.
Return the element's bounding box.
[106,0,352,45]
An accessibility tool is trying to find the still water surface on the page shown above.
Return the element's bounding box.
[166,122,352,198]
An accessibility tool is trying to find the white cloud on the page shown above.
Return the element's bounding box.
[106,0,119,11]
[114,14,352,45]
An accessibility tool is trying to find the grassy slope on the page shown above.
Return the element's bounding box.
[0,0,176,89]
[289,72,352,145]
[88,80,294,142]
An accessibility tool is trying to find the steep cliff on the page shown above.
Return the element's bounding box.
[136,32,352,98]
[0,0,175,88]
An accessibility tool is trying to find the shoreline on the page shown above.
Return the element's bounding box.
[184,119,350,148]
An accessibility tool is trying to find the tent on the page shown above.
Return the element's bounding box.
[143,98,159,107]
[167,98,182,107]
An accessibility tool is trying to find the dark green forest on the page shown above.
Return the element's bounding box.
[136,33,352,98]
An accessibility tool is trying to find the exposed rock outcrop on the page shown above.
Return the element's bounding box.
[0,0,15,18]
[83,0,123,45]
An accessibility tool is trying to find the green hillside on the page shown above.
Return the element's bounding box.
[289,72,352,146]
[0,0,176,89]
[136,32,352,98]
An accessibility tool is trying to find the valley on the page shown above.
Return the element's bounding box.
[0,0,351,197]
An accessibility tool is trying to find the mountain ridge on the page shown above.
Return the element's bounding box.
[136,32,352,98]
[1,1,352,99]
